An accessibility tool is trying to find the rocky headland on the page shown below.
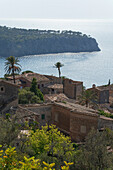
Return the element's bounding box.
[0,26,100,57]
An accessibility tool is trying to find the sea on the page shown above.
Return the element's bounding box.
[0,18,113,88]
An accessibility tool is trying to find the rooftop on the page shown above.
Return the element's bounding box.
[0,79,20,87]
[54,102,99,117]
[64,78,83,85]
[99,115,113,121]
[47,84,63,89]
[44,75,61,80]
[8,73,49,82]
[44,93,68,102]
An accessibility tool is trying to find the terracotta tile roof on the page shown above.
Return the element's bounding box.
[54,102,99,117]
[8,73,50,82]
[64,78,83,84]
[44,93,68,102]
[44,75,61,80]
[97,84,113,91]
[23,73,49,82]
[99,115,113,121]
[0,79,20,87]
[47,84,63,89]
[88,84,111,91]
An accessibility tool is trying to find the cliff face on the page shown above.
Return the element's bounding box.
[0,26,100,57]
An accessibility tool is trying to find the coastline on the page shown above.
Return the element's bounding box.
[21,51,101,58]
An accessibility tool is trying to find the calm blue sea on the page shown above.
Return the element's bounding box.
[0,18,113,88]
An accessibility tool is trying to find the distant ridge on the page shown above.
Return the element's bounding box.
[0,26,100,57]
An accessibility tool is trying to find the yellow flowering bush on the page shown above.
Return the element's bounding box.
[0,145,73,169]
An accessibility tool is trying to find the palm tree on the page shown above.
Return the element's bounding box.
[78,89,98,107]
[5,56,21,83]
[54,62,64,77]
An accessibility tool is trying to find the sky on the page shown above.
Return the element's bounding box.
[0,0,113,20]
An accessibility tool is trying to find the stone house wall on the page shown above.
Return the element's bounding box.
[51,103,98,141]
[98,116,113,130]
[12,102,113,142]
[75,83,83,100]
[52,104,70,134]
[0,81,19,111]
[0,81,19,102]
[63,79,83,100]
[88,87,109,104]
[70,111,98,142]
[99,90,109,104]
[22,104,52,127]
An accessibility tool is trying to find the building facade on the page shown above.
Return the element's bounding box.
[0,80,19,113]
[63,79,83,100]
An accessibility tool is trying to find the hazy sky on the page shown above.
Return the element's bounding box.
[0,0,113,19]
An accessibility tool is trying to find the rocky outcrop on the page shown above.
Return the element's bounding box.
[0,26,100,57]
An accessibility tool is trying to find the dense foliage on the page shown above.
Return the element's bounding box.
[75,128,113,170]
[30,78,44,101]
[0,146,73,169]
[0,115,113,169]
[19,78,44,104]
[0,26,100,57]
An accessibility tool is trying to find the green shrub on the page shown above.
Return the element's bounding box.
[31,95,40,104]
[22,70,34,74]
[98,109,113,119]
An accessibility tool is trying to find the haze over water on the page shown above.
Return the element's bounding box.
[0,18,113,88]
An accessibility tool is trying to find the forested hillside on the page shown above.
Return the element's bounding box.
[0,26,100,57]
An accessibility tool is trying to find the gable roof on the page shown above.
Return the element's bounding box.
[8,73,49,83]
[0,79,20,88]
[54,102,99,117]
[47,84,63,89]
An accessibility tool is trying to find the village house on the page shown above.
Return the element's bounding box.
[98,115,113,131]
[63,78,83,100]
[44,84,63,94]
[21,103,52,127]
[44,75,62,84]
[13,100,113,142]
[88,84,109,104]
[92,84,113,104]
[7,73,84,100]
[52,102,99,142]
[8,73,51,92]
[0,80,19,113]
[7,73,63,94]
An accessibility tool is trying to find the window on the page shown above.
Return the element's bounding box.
[38,84,40,89]
[105,99,107,102]
[0,86,5,92]
[55,114,58,122]
[41,114,45,120]
[1,87,3,91]
[80,125,86,133]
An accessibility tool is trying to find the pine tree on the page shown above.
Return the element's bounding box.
[30,78,44,101]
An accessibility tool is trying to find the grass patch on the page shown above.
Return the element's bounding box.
[98,110,113,119]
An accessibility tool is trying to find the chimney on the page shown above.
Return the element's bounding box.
[92,84,96,88]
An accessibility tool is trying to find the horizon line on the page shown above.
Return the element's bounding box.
[0,18,113,22]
